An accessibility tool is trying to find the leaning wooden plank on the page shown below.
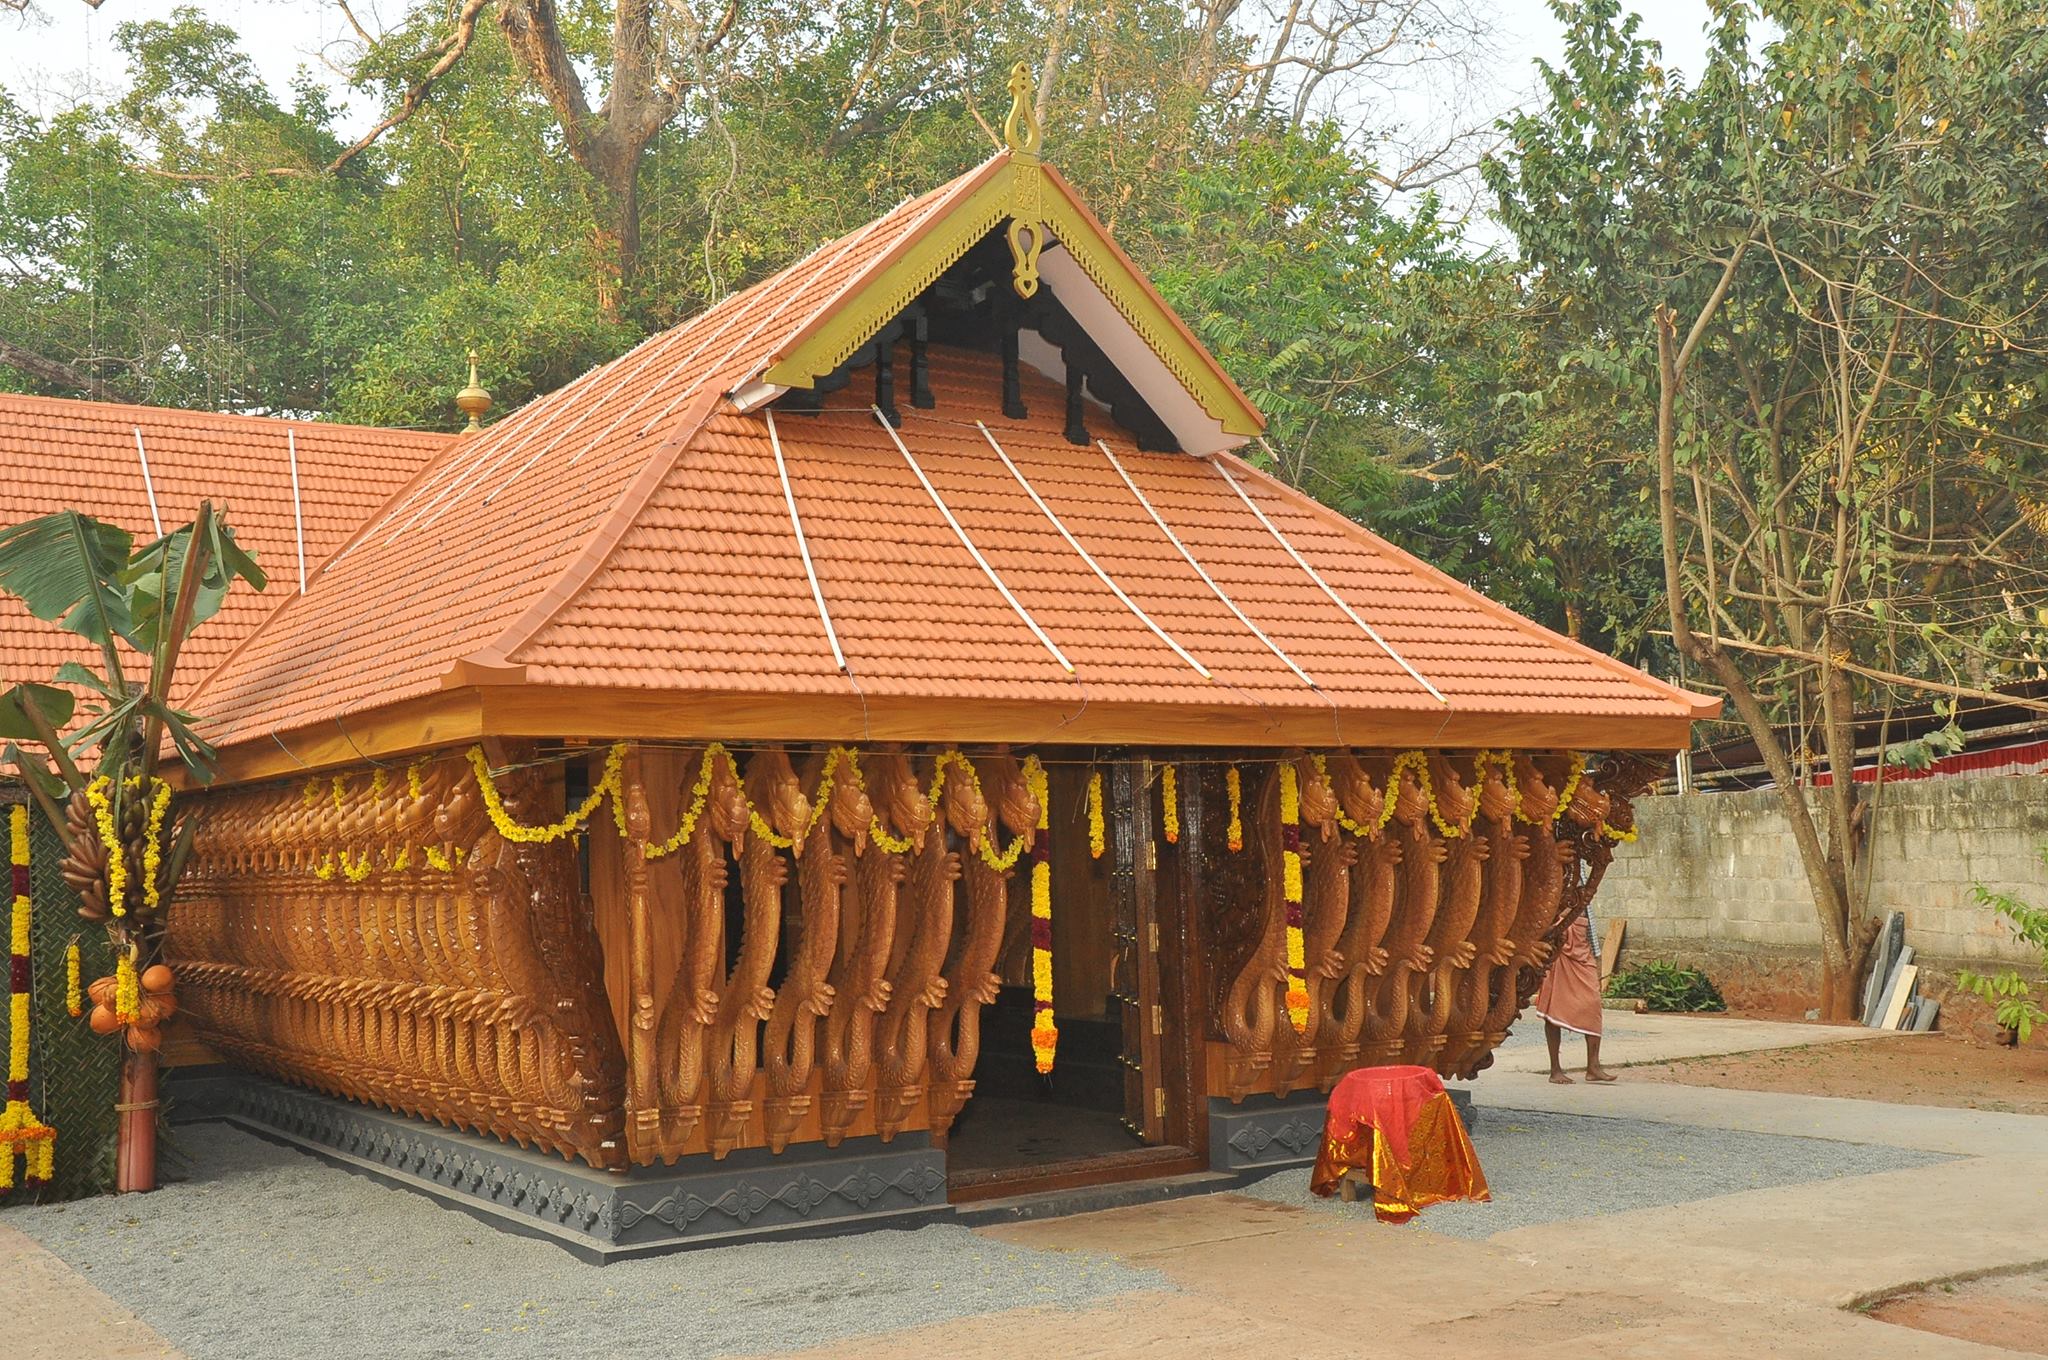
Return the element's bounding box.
[1870,945,1916,1029]
[1862,913,1905,1026]
[1880,964,1920,1031]
[1599,918,1627,983]
[1910,998,1940,1032]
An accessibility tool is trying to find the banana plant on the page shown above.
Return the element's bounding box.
[0,501,263,923]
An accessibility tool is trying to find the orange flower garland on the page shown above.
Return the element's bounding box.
[64,939,80,1018]
[3,806,56,1193]
[1024,758,1057,1073]
[1279,762,1310,1034]
[1160,765,1180,845]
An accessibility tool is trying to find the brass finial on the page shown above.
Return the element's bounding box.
[455,349,492,433]
[1003,61,1043,161]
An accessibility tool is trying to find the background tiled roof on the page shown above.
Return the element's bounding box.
[0,392,446,708]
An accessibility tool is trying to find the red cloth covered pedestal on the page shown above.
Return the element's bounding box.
[1309,1064,1490,1222]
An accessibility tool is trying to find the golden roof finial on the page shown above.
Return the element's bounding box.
[1003,60,1043,162]
[455,348,492,433]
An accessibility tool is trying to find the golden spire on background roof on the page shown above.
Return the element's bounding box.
[455,349,492,433]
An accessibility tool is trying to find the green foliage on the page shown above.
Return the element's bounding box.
[1959,851,2048,1044]
[1605,961,1726,1013]
[0,505,262,781]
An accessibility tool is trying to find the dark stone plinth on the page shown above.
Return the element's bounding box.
[174,1072,948,1262]
[1207,1086,1476,1176]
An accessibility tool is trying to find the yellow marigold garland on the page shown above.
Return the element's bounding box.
[424,845,461,872]
[83,777,127,917]
[1160,765,1179,845]
[339,849,374,883]
[1279,763,1310,1034]
[313,851,336,882]
[113,949,139,1026]
[1226,766,1244,852]
[330,775,346,812]
[468,742,626,845]
[1086,772,1105,860]
[1377,750,1481,839]
[64,939,81,1019]
[1310,753,1375,838]
[407,760,427,800]
[1024,757,1057,1073]
[140,777,172,913]
[1553,753,1588,824]
[3,807,56,1192]
[301,777,320,807]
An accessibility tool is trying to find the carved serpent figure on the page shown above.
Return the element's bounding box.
[1405,755,1487,1068]
[1443,759,1530,1077]
[1363,759,1444,1063]
[874,754,984,1140]
[653,747,746,1152]
[928,752,1039,1137]
[705,749,810,1158]
[762,750,870,1152]
[1319,754,1398,1088]
[821,749,929,1146]
[1220,755,1337,1099]
[1271,756,1348,1096]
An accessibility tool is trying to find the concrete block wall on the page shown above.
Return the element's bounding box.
[1601,773,2048,971]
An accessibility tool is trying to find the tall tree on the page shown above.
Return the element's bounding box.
[1488,0,2048,1015]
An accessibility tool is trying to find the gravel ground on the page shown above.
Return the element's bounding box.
[1241,1107,1954,1239]
[4,1125,1165,1360]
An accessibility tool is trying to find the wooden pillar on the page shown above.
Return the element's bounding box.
[620,744,658,1160]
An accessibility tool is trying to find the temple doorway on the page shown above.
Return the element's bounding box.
[943,758,1202,1199]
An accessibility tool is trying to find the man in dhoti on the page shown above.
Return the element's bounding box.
[1533,905,1615,1084]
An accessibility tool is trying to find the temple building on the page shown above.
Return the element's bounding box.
[1,68,1715,1255]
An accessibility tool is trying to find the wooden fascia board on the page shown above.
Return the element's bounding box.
[202,689,485,786]
[477,684,1700,753]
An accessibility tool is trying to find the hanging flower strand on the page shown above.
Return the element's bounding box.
[1279,762,1310,1036]
[1160,765,1180,845]
[1024,758,1057,1075]
[82,777,127,917]
[468,743,626,845]
[3,806,57,1193]
[1226,766,1244,852]
[64,939,81,1019]
[1086,771,1106,860]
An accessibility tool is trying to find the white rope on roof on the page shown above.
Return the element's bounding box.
[1095,438,1316,690]
[977,421,1210,681]
[766,408,846,673]
[1211,453,1447,707]
[874,406,1073,675]
[130,427,163,538]
[286,428,307,595]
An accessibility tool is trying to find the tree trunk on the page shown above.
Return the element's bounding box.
[116,1049,158,1193]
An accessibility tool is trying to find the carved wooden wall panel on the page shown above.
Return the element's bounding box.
[168,754,629,1170]
[1205,749,1656,1102]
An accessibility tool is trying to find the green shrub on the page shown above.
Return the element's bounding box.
[1959,852,2048,1043]
[1604,961,1726,1013]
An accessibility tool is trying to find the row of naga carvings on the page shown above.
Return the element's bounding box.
[164,741,1652,1171]
[1209,751,1652,1101]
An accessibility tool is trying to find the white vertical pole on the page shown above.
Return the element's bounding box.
[286,428,308,595]
[131,427,163,538]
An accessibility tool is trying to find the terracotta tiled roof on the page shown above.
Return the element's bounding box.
[0,392,446,707]
[180,156,1713,760]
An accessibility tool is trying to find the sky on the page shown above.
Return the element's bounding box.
[0,0,1721,242]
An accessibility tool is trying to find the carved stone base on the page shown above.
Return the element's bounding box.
[1208,1088,1477,1176]
[172,1070,948,1261]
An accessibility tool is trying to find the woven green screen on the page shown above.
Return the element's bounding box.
[2,796,121,1202]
